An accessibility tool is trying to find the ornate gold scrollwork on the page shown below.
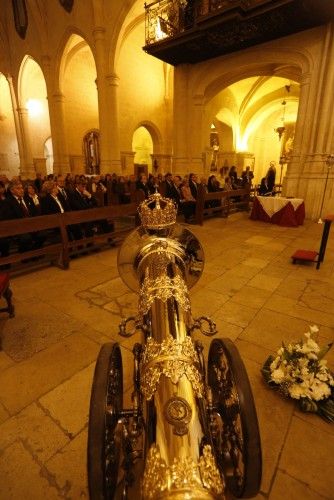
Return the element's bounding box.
[139,274,190,317]
[190,316,218,336]
[142,444,224,498]
[140,335,204,400]
[118,316,148,337]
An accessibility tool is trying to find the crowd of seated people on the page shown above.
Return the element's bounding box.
[0,173,124,262]
[0,167,256,263]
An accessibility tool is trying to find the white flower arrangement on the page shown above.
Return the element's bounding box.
[261,325,334,422]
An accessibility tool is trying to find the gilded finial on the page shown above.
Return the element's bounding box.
[138,192,177,230]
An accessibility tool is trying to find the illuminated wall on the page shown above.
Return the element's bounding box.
[0,74,19,177]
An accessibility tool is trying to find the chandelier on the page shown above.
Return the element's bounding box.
[274,84,291,140]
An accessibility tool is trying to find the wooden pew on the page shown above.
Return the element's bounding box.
[195,185,250,225]
[0,203,138,272]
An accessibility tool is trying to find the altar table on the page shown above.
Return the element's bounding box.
[250,196,305,226]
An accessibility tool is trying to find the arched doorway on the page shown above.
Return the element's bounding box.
[132,126,154,176]
[204,76,299,185]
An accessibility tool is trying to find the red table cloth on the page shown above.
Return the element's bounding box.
[250,196,305,226]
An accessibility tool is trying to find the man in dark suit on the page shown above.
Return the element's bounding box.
[2,180,43,252]
[34,173,44,193]
[241,166,254,187]
[164,174,182,207]
[189,173,199,200]
[135,174,150,199]
[56,175,72,211]
[68,180,113,237]
[67,180,97,211]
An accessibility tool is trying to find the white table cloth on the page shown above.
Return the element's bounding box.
[257,196,304,217]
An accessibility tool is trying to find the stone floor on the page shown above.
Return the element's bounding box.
[0,213,333,500]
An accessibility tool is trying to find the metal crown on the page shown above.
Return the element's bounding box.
[138,192,177,229]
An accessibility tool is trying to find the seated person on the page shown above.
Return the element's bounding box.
[241,166,254,187]
[180,179,196,222]
[24,183,41,215]
[164,174,182,206]
[207,175,221,208]
[115,176,131,204]
[40,180,73,242]
[223,176,233,191]
[189,173,199,200]
[228,166,240,189]
[70,180,114,237]
[136,174,150,199]
[259,176,274,196]
[147,174,159,195]
[40,181,68,215]
[2,180,44,253]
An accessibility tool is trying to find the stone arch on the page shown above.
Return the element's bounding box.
[191,47,312,102]
[109,0,144,72]
[18,55,47,106]
[56,28,96,94]
[0,72,20,177]
[134,121,163,153]
[17,55,51,168]
[132,121,163,174]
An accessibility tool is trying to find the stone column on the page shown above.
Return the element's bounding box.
[106,72,121,173]
[6,76,26,178]
[284,24,334,217]
[48,92,70,174]
[189,94,206,174]
[17,107,35,179]
[93,27,121,174]
[120,151,135,175]
[173,65,189,173]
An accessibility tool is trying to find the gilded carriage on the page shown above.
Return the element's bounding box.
[87,193,262,499]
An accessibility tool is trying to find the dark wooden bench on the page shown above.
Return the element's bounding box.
[195,185,251,225]
[0,203,138,273]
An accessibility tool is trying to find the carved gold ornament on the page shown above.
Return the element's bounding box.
[138,192,177,229]
[141,335,204,400]
[139,274,190,317]
[142,444,224,498]
[164,396,192,436]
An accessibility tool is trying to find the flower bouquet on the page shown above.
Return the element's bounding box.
[261,325,334,422]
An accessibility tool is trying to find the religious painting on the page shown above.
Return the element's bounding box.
[210,130,220,172]
[282,122,295,160]
[12,0,28,39]
[83,130,100,175]
[59,0,74,13]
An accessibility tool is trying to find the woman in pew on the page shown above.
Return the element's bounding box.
[40,181,68,215]
[207,174,222,208]
[180,178,196,222]
[24,183,41,215]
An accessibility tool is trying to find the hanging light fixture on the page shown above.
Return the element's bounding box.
[274,84,291,140]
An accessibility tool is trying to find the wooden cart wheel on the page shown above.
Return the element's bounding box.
[208,338,262,498]
[88,343,123,500]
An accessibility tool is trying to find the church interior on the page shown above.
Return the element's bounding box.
[0,1,334,499]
